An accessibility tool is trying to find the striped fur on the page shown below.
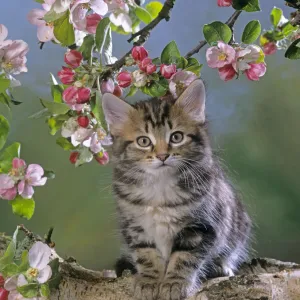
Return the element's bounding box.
[103,81,252,300]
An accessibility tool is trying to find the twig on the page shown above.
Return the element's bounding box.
[185,10,242,59]
[108,0,176,72]
[18,224,37,241]
[44,227,55,247]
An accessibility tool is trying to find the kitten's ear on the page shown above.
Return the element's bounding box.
[175,79,206,123]
[102,93,133,128]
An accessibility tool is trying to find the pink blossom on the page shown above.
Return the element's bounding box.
[218,64,236,81]
[95,151,109,165]
[58,66,75,85]
[77,87,91,103]
[160,64,177,79]
[117,71,132,88]
[217,0,232,6]
[0,174,17,201]
[245,63,266,81]
[18,164,47,199]
[108,1,132,33]
[139,58,156,75]
[206,41,236,69]
[0,24,8,45]
[27,9,55,42]
[100,78,115,94]
[169,71,198,99]
[263,42,277,56]
[131,46,148,62]
[86,14,102,34]
[62,86,90,110]
[64,50,83,68]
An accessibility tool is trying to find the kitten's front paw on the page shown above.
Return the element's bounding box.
[134,276,159,300]
[158,279,188,300]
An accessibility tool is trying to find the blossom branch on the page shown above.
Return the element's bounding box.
[185,10,242,59]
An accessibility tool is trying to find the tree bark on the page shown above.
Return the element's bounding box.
[1,235,300,300]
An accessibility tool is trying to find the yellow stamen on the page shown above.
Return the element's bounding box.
[218,53,227,61]
[26,267,39,279]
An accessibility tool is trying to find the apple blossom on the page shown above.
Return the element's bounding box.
[0,174,17,201]
[64,50,83,68]
[206,41,235,69]
[62,86,90,110]
[113,84,123,97]
[95,151,109,165]
[217,0,232,7]
[77,87,91,103]
[100,78,115,94]
[160,64,177,79]
[86,14,102,34]
[108,2,132,33]
[0,24,8,45]
[131,46,148,62]
[169,71,198,99]
[245,63,266,81]
[132,70,147,87]
[263,42,277,56]
[77,115,90,128]
[117,71,132,88]
[70,152,80,164]
[139,58,156,75]
[218,64,236,81]
[58,66,75,85]
[0,287,8,300]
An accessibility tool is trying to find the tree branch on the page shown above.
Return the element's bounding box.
[185,10,242,59]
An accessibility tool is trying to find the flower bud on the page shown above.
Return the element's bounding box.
[77,87,91,104]
[63,86,78,104]
[145,63,157,75]
[64,50,83,68]
[160,64,177,79]
[218,64,236,81]
[86,13,102,34]
[0,275,4,287]
[117,71,132,88]
[0,287,9,300]
[100,78,115,94]
[58,66,75,85]
[217,0,232,6]
[131,46,148,62]
[113,85,123,97]
[77,116,89,128]
[132,70,147,88]
[69,152,80,164]
[263,42,277,56]
[245,63,266,81]
[95,151,109,165]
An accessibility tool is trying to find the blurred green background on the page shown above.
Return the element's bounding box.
[1,1,300,270]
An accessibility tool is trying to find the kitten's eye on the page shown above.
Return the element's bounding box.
[137,136,152,147]
[170,131,184,144]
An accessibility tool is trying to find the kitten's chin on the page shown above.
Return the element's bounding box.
[140,161,174,174]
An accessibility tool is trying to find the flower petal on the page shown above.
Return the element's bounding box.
[90,0,108,16]
[0,24,8,43]
[17,275,28,287]
[37,25,55,42]
[4,276,18,291]
[37,265,52,284]
[27,9,46,26]
[26,164,44,180]
[19,183,34,199]
[29,242,51,270]
[12,158,26,170]
[0,174,15,189]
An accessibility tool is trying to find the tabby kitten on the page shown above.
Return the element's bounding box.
[102,80,252,300]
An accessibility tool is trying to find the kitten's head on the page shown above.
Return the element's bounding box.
[102,79,212,174]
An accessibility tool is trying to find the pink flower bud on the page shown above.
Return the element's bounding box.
[218,64,236,81]
[113,85,123,97]
[86,14,102,34]
[139,57,152,72]
[117,71,132,88]
[217,0,232,7]
[0,275,4,287]
[58,66,75,85]
[64,50,83,68]
[63,86,78,104]
[95,151,109,165]
[145,63,157,75]
[245,63,266,81]
[100,78,115,94]
[263,42,277,56]
[131,46,148,62]
[77,87,91,104]
[0,288,9,300]
[69,152,80,164]
[77,116,89,128]
[160,64,177,79]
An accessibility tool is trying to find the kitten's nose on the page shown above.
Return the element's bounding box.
[156,153,170,162]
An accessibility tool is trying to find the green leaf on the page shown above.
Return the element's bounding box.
[0,92,11,110]
[161,41,181,64]
[146,1,163,19]
[47,116,66,136]
[0,142,21,173]
[18,250,30,273]
[44,170,56,179]
[282,22,298,37]
[270,7,283,27]
[111,23,129,35]
[103,27,114,65]
[56,137,76,150]
[152,57,161,65]
[95,18,111,55]
[17,284,39,298]
[0,78,10,94]
[141,78,168,97]
[51,84,64,103]
[41,284,50,297]
[0,115,10,151]
[91,93,107,131]
[79,35,95,62]
[1,263,19,277]
[48,258,62,289]
[0,227,18,270]
[232,0,261,12]
[242,20,261,44]
[203,21,232,45]
[11,197,35,220]
[135,6,152,24]
[40,99,70,115]
[285,38,300,60]
[125,86,138,98]
[29,108,51,119]
[53,11,75,46]
[184,58,203,76]
[35,0,44,3]
[175,57,188,69]
[44,7,65,22]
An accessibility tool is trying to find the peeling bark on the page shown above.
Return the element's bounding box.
[1,235,300,300]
